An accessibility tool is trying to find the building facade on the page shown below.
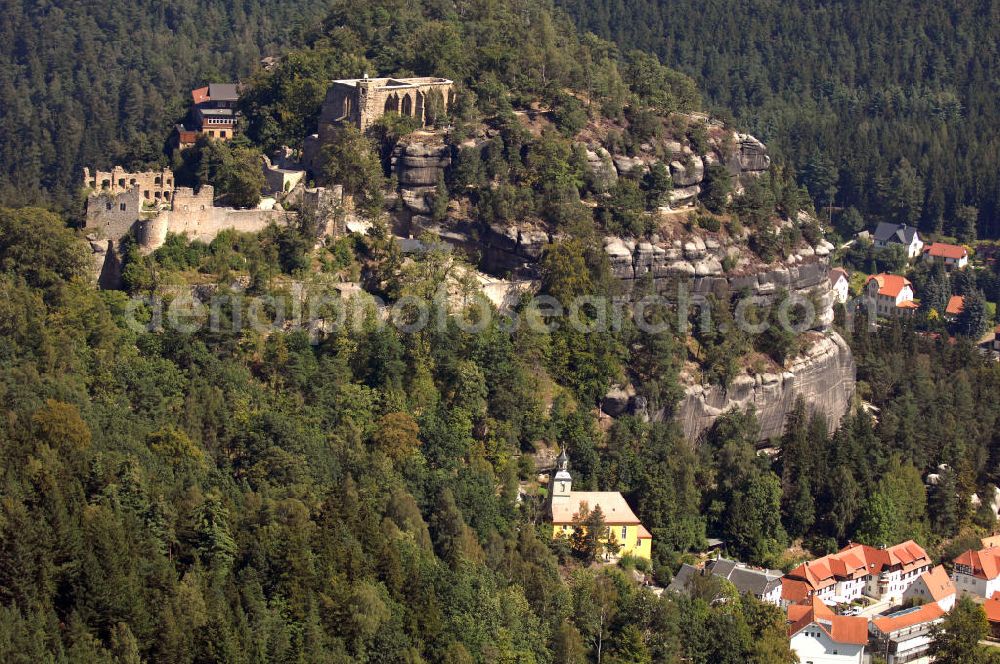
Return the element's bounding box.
[869,603,945,664]
[864,274,917,317]
[788,598,867,664]
[923,242,969,270]
[953,545,1000,599]
[873,222,923,259]
[549,450,651,560]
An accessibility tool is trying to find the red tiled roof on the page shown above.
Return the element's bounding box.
[191,86,210,105]
[924,243,968,260]
[782,577,811,602]
[788,597,869,645]
[919,565,956,602]
[781,577,812,603]
[788,541,931,592]
[866,273,912,298]
[986,593,1000,623]
[946,295,965,316]
[637,525,652,539]
[872,602,945,634]
[954,546,1000,580]
[897,300,919,309]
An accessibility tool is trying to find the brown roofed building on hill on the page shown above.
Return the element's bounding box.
[953,544,1000,599]
[923,242,969,270]
[787,596,867,663]
[902,564,956,611]
[783,540,931,607]
[864,274,917,317]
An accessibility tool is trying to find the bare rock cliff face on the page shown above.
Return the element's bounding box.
[675,332,856,442]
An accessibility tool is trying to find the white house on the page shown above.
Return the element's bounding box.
[783,541,931,607]
[828,268,850,304]
[869,603,946,664]
[923,242,969,270]
[873,222,923,259]
[788,597,867,664]
[953,545,1000,599]
[865,274,918,317]
[902,565,956,611]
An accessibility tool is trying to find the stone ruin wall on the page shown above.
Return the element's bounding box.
[135,186,294,252]
[84,166,175,202]
[319,78,454,137]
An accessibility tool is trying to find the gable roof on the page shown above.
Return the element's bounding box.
[787,540,931,591]
[787,597,869,645]
[828,267,849,284]
[866,273,912,299]
[946,295,965,316]
[874,222,920,245]
[191,86,210,105]
[781,577,812,603]
[924,242,968,260]
[986,592,1000,623]
[666,563,699,595]
[954,545,1000,580]
[706,558,783,596]
[918,565,956,602]
[872,602,945,634]
[192,83,240,105]
[551,491,641,525]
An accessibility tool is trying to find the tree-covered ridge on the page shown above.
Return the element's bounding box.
[557,0,1000,239]
[0,0,329,209]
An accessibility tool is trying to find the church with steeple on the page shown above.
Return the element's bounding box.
[549,449,652,561]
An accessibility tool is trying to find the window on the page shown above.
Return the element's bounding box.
[118,178,125,188]
[119,203,126,211]
[621,526,627,539]
[220,131,227,138]
[144,190,150,199]
[105,202,112,210]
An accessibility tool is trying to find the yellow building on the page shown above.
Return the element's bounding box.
[549,450,652,560]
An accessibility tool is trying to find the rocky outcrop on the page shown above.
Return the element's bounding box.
[676,332,856,442]
[604,235,836,329]
[584,147,618,191]
[670,156,704,187]
[393,142,451,187]
[392,141,452,215]
[729,133,770,174]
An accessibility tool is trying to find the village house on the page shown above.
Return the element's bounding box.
[864,274,918,317]
[873,222,924,259]
[549,450,651,560]
[923,242,969,270]
[984,592,1000,639]
[952,544,1000,599]
[902,565,956,611]
[828,268,850,304]
[172,83,241,147]
[668,557,783,605]
[944,295,965,321]
[782,541,931,607]
[787,597,867,664]
[869,602,946,664]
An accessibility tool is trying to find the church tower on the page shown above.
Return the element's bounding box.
[551,448,572,503]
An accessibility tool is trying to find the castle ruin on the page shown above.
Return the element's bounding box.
[84,166,175,203]
[319,76,454,133]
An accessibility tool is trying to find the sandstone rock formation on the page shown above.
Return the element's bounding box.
[675,332,856,442]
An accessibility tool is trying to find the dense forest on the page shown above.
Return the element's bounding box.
[557,0,1000,239]
[2,0,1000,661]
